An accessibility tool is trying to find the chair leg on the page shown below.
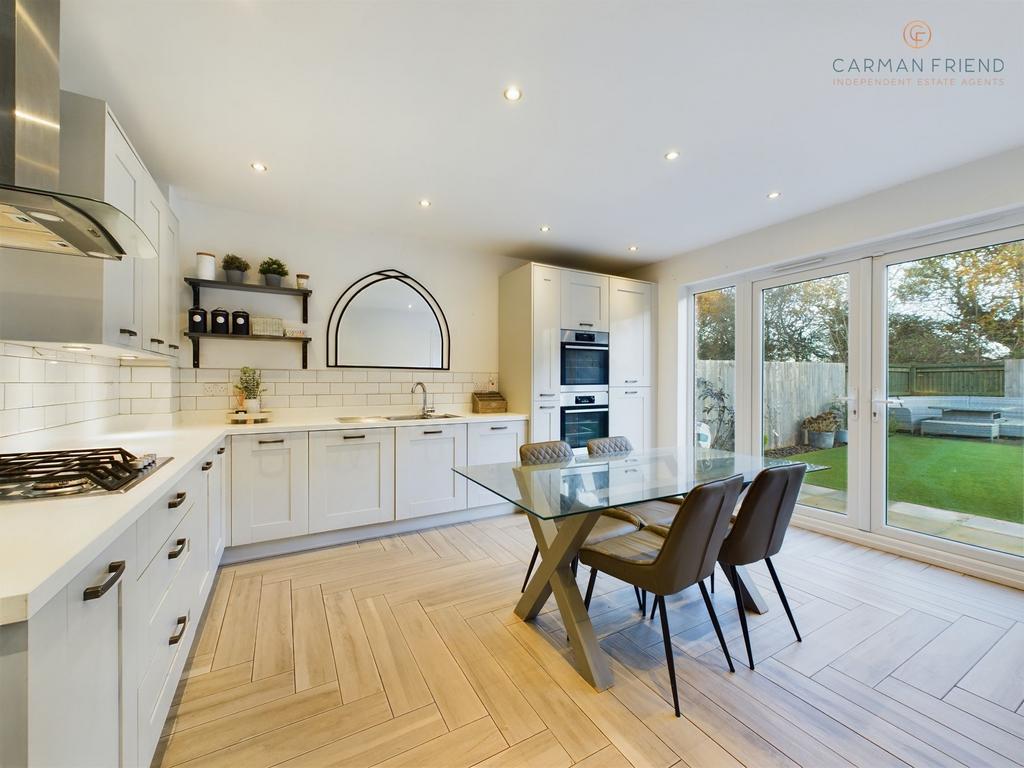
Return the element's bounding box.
[650,597,658,621]
[765,557,801,642]
[731,565,754,670]
[633,586,643,611]
[521,546,539,593]
[584,568,598,610]
[698,580,735,673]
[571,556,578,577]
[710,569,715,593]
[656,595,681,717]
[641,590,647,614]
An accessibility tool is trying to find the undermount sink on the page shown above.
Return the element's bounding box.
[336,413,459,424]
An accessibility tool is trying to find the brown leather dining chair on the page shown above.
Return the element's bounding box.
[587,436,680,530]
[716,463,807,670]
[578,474,744,716]
[517,441,643,595]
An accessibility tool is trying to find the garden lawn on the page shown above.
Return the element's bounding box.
[787,434,1023,523]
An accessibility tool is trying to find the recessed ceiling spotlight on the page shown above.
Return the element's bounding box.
[540,225,550,232]
[62,344,91,351]
[767,190,782,200]
[250,161,268,173]
[30,211,62,222]
[419,199,431,208]
[664,150,680,161]
[503,85,523,101]
[628,245,639,253]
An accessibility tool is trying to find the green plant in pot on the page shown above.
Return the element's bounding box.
[235,366,266,413]
[222,254,250,284]
[830,394,849,444]
[259,257,289,287]
[802,411,839,449]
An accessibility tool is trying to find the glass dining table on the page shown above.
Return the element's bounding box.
[454,447,824,690]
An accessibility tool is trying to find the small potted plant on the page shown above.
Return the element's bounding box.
[259,257,289,288]
[803,411,839,449]
[830,395,849,444]
[222,254,250,284]
[235,366,265,413]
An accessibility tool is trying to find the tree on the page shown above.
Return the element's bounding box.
[695,288,735,360]
[891,240,1023,360]
[762,275,848,362]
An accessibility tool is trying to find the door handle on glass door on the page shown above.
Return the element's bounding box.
[871,395,903,421]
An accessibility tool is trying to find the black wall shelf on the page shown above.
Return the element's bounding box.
[183,332,310,369]
[183,277,312,368]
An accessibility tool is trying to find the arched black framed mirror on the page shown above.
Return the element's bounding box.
[326,269,451,369]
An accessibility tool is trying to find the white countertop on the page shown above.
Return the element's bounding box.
[0,406,527,625]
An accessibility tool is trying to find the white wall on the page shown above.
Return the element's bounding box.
[171,195,525,374]
[631,146,1024,447]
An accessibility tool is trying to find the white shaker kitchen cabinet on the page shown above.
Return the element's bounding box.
[532,264,561,400]
[206,444,228,568]
[161,212,181,359]
[138,179,164,354]
[18,525,137,768]
[530,401,560,442]
[309,428,395,532]
[395,423,467,519]
[609,277,653,387]
[230,432,309,544]
[561,270,609,332]
[610,386,653,451]
[467,420,527,507]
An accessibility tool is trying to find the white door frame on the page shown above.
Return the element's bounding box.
[751,260,870,530]
[869,224,1024,571]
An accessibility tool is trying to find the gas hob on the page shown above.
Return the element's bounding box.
[0,448,172,501]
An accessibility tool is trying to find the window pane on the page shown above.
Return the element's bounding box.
[884,239,1024,556]
[761,274,850,515]
[694,287,736,450]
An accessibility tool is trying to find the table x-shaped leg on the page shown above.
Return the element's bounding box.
[514,510,613,689]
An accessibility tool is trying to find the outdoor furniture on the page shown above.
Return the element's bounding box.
[717,464,807,669]
[579,474,743,716]
[454,446,825,689]
[921,405,1004,440]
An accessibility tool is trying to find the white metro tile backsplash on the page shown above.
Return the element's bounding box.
[177,368,499,411]
[0,344,121,437]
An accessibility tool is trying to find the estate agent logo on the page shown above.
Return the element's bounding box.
[902,20,932,49]
[831,20,1007,87]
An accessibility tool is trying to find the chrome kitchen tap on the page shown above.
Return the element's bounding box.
[411,382,434,417]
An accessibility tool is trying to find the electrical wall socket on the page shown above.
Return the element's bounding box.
[203,382,227,396]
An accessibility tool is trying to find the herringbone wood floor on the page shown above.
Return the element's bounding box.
[155,514,1024,768]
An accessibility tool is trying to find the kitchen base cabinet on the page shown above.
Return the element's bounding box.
[309,428,395,532]
[0,526,137,768]
[395,423,467,519]
[609,386,653,451]
[230,432,309,544]
[530,401,560,442]
[467,421,527,507]
[206,443,228,570]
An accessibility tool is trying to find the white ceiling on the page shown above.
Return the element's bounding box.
[59,0,1024,271]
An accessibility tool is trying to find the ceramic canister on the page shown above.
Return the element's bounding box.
[188,306,208,334]
[210,308,230,334]
[197,251,216,280]
[232,310,250,335]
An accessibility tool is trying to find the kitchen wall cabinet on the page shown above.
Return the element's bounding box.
[396,423,467,519]
[561,270,609,332]
[609,386,653,451]
[467,420,527,507]
[609,277,653,387]
[309,428,395,532]
[230,432,309,544]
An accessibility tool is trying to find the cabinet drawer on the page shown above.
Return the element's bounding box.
[137,463,202,571]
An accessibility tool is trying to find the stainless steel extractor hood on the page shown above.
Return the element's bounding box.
[0,0,156,261]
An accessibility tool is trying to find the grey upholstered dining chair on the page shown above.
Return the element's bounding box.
[587,436,680,529]
[579,474,744,716]
[517,441,643,598]
[716,463,807,670]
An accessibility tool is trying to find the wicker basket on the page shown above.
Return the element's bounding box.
[251,316,284,337]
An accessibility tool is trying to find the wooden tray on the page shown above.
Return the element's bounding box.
[228,410,272,424]
[472,391,507,413]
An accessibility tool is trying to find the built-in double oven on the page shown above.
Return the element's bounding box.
[560,329,610,448]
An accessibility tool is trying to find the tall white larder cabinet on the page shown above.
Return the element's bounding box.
[500,264,655,448]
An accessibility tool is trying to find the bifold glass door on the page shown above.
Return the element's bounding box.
[754,266,865,522]
[872,236,1024,558]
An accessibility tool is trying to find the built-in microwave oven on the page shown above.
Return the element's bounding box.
[561,329,609,390]
[560,391,610,450]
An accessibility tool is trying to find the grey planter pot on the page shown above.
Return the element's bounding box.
[263,274,283,287]
[808,430,836,449]
[224,269,245,284]
[835,429,849,444]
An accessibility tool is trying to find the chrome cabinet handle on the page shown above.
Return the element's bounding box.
[168,538,186,559]
[217,446,225,454]
[579,322,594,327]
[343,434,366,440]
[625,391,638,395]
[83,561,126,601]
[168,491,187,509]
[490,425,508,430]
[150,338,165,345]
[202,461,213,471]
[625,379,638,383]
[168,615,187,645]
[538,393,557,397]
[119,328,137,337]
[423,429,443,435]
[168,344,179,351]
[258,438,285,445]
[538,406,555,410]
